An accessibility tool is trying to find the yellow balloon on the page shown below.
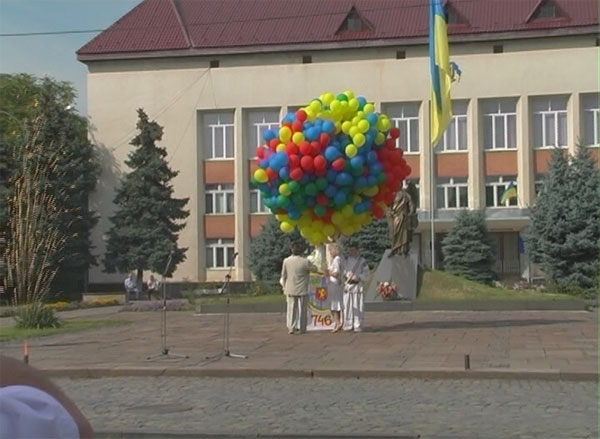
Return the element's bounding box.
[276,143,286,152]
[323,93,335,105]
[351,116,361,125]
[353,133,366,147]
[344,90,355,99]
[349,98,359,111]
[342,205,354,218]
[358,120,370,133]
[341,121,352,134]
[331,211,343,225]
[381,118,391,131]
[280,222,294,233]
[334,122,342,133]
[345,144,358,158]
[292,131,305,145]
[323,224,335,237]
[363,103,375,114]
[309,100,322,112]
[375,132,386,145]
[254,168,268,183]
[279,126,292,142]
[330,100,341,112]
[306,109,315,120]
[364,186,379,197]
[349,126,360,138]
[279,183,291,196]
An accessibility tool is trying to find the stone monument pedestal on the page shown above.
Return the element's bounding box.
[365,247,419,302]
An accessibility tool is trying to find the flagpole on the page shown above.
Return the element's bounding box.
[429,104,436,271]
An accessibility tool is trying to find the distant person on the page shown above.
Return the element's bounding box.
[326,244,344,333]
[146,275,160,300]
[343,241,369,332]
[0,355,93,438]
[281,242,318,334]
[124,274,139,301]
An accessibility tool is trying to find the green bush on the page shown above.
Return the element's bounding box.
[249,280,281,296]
[14,302,61,329]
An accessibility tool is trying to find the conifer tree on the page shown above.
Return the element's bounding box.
[343,219,390,269]
[441,210,496,284]
[249,217,305,281]
[103,109,189,286]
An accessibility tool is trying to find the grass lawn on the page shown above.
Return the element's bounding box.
[0,319,127,342]
[416,270,575,301]
[197,294,285,305]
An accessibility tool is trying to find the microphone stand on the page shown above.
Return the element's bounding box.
[205,252,247,360]
[147,251,189,360]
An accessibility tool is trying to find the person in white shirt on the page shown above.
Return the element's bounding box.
[146,275,160,300]
[343,241,370,332]
[124,273,139,301]
[326,244,344,333]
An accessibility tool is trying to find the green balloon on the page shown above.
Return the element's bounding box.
[288,181,300,193]
[305,183,318,196]
[336,93,349,102]
[316,177,328,190]
[351,166,363,176]
[314,205,326,217]
[277,195,290,207]
[377,173,386,184]
[292,193,305,206]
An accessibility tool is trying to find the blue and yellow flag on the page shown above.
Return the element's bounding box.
[500,182,518,205]
[429,0,453,146]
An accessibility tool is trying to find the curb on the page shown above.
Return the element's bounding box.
[94,432,418,439]
[43,367,598,381]
[196,300,595,314]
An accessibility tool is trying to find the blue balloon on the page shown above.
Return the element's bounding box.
[336,172,353,186]
[260,158,270,168]
[305,196,316,207]
[263,129,276,141]
[357,96,367,109]
[322,120,335,134]
[350,156,364,169]
[366,113,378,125]
[324,146,341,161]
[283,112,296,123]
[305,127,320,141]
[370,162,383,175]
[325,184,337,198]
[334,191,346,206]
[279,167,289,180]
[367,151,378,164]
[326,169,338,183]
[367,175,377,186]
[355,176,368,188]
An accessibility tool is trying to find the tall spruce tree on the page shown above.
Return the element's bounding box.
[103,109,189,285]
[441,210,496,284]
[249,217,306,281]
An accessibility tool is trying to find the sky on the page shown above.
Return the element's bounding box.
[0,0,143,113]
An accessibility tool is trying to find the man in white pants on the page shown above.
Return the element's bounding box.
[281,242,318,334]
[343,241,370,332]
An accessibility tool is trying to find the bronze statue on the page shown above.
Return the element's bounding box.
[387,182,419,257]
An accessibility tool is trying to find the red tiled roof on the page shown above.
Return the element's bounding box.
[78,0,598,58]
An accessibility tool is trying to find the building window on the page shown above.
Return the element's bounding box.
[493,45,503,54]
[206,238,235,269]
[438,101,468,152]
[384,102,420,153]
[246,109,280,157]
[302,55,312,64]
[485,176,518,207]
[205,184,234,214]
[203,112,234,159]
[250,189,268,213]
[482,98,517,150]
[209,60,219,68]
[582,94,600,146]
[436,177,468,209]
[396,50,406,59]
[532,96,568,148]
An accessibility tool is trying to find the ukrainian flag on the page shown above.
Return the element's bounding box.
[429,0,453,146]
[500,182,518,205]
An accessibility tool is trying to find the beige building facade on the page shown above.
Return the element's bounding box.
[79,1,599,284]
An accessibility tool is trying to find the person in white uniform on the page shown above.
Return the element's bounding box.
[326,244,344,333]
[343,241,369,332]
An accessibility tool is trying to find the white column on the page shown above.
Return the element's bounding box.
[568,93,580,155]
[234,107,251,280]
[419,99,432,212]
[468,99,483,209]
[196,112,207,281]
[517,96,533,208]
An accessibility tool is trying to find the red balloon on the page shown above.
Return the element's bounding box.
[390,127,400,139]
[296,110,307,123]
[384,191,395,204]
[269,138,279,150]
[299,141,312,156]
[383,161,393,172]
[372,205,385,219]
[393,165,405,178]
[310,141,321,157]
[314,155,327,171]
[300,155,314,172]
[290,167,304,181]
[332,158,346,171]
[282,122,292,129]
[319,133,330,147]
[323,208,333,223]
[289,154,300,168]
[316,193,329,206]
[389,179,401,192]
[291,121,302,133]
[286,142,299,155]
[315,167,327,177]
[385,139,396,149]
[266,168,278,181]
[405,164,412,176]
[256,147,265,159]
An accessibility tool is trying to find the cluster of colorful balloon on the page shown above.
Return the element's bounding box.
[251,90,411,245]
